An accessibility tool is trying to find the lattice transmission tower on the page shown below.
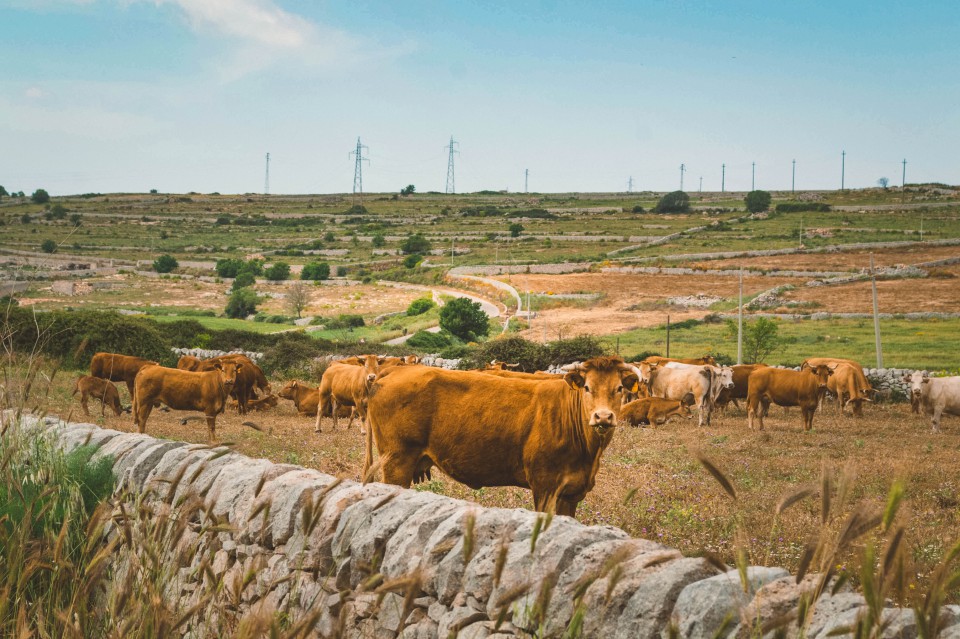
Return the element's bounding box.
[350,137,369,206]
[444,136,459,194]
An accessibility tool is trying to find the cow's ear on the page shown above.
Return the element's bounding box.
[620,370,640,394]
[564,370,586,389]
[921,378,930,384]
[236,363,243,372]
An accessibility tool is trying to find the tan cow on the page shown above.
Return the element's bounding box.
[620,397,692,427]
[747,364,833,431]
[826,363,874,416]
[73,375,125,417]
[277,380,355,419]
[802,357,872,416]
[642,362,734,427]
[715,364,769,412]
[133,361,240,443]
[365,356,640,517]
[178,354,270,414]
[315,355,381,432]
[90,352,158,397]
[643,355,717,367]
[905,371,960,432]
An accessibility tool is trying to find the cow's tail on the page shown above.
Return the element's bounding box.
[363,413,374,483]
[71,377,81,397]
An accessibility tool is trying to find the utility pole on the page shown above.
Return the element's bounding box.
[799,216,804,248]
[666,314,671,357]
[841,150,846,191]
[350,137,369,207]
[751,162,756,191]
[870,253,883,368]
[264,152,270,195]
[721,163,725,192]
[628,176,633,193]
[902,158,907,187]
[791,159,796,195]
[699,176,703,193]
[680,164,685,191]
[524,169,529,194]
[444,136,459,194]
[737,268,743,365]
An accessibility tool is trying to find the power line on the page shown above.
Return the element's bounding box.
[444,136,459,194]
[350,137,369,206]
[264,152,270,195]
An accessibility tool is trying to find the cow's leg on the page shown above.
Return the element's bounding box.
[125,379,135,399]
[747,393,763,430]
[313,397,325,433]
[555,496,580,518]
[932,406,943,433]
[802,407,814,431]
[205,415,218,443]
[135,400,153,434]
[331,399,340,431]
[80,391,91,416]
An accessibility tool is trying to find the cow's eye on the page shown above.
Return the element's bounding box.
[583,385,591,393]
[615,386,623,393]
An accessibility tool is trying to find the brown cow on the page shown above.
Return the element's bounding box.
[90,352,158,397]
[315,355,380,432]
[747,364,833,431]
[826,363,874,416]
[178,354,270,414]
[73,375,125,417]
[620,397,692,427]
[133,361,240,443]
[277,380,355,419]
[715,364,768,412]
[365,356,640,516]
[803,357,872,417]
[643,355,717,367]
[227,394,278,412]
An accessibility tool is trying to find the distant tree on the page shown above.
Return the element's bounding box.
[49,204,68,219]
[744,190,772,213]
[30,189,50,205]
[372,232,386,248]
[654,190,690,213]
[301,262,330,281]
[153,254,178,273]
[215,258,245,278]
[20,213,31,224]
[287,280,310,318]
[40,239,57,254]
[401,233,432,254]
[400,184,416,196]
[631,204,645,213]
[323,231,336,243]
[69,213,82,226]
[509,223,524,237]
[406,297,435,316]
[336,265,348,277]
[264,261,291,281]
[439,297,490,341]
[232,271,256,290]
[726,317,782,364]
[403,253,423,269]
[149,188,158,194]
[0,186,8,201]
[225,288,258,319]
[877,177,890,189]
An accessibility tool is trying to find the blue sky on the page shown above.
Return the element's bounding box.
[1,0,957,195]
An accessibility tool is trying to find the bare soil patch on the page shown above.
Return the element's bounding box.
[783,269,960,313]
[688,245,960,271]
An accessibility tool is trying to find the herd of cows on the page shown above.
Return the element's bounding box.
[71,349,960,516]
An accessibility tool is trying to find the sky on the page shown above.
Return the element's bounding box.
[1,0,958,196]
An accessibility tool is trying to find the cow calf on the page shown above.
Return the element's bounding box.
[73,375,125,417]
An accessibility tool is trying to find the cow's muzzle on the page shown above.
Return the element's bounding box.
[591,409,617,432]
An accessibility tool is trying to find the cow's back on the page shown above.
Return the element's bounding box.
[91,352,154,381]
[136,366,222,412]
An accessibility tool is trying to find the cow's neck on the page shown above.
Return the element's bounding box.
[564,389,610,460]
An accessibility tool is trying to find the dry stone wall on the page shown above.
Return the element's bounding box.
[18,412,956,638]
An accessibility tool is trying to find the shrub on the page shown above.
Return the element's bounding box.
[40,239,57,253]
[403,253,423,269]
[654,190,690,213]
[406,330,455,351]
[745,190,772,213]
[401,233,432,254]
[544,335,608,366]
[264,261,291,281]
[215,258,245,278]
[154,319,207,348]
[301,262,330,281]
[225,288,258,318]
[631,204,645,213]
[258,333,330,377]
[231,271,256,290]
[153,254,178,273]
[439,297,490,341]
[30,188,50,204]
[406,297,435,316]
[775,202,832,213]
[458,336,547,372]
[49,203,68,219]
[372,233,386,248]
[725,317,782,363]
[509,223,524,237]
[336,265,348,277]
[325,314,365,330]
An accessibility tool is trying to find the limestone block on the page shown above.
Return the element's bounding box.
[672,566,789,638]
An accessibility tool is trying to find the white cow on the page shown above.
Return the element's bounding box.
[904,371,960,433]
[644,362,735,427]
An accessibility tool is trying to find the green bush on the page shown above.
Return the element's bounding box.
[372,233,386,248]
[301,262,330,281]
[325,314,365,330]
[401,233,432,254]
[204,329,276,352]
[264,261,291,281]
[40,239,57,253]
[30,188,50,204]
[654,190,690,213]
[258,333,331,377]
[406,297,435,316]
[745,190,772,213]
[153,254,178,273]
[544,335,608,366]
[225,288,258,318]
[215,258,244,278]
[232,271,256,290]
[439,297,490,341]
[406,330,455,351]
[403,253,423,269]
[154,319,207,348]
[775,202,832,213]
[458,336,547,371]
[509,222,524,237]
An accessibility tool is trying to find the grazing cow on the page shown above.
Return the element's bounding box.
[315,355,381,432]
[90,352,158,397]
[365,356,640,516]
[905,371,960,432]
[643,362,734,427]
[802,357,872,416]
[178,354,270,415]
[826,363,874,416]
[73,375,125,417]
[277,380,355,419]
[643,355,717,367]
[132,361,240,442]
[620,397,692,427]
[715,364,769,412]
[747,364,833,431]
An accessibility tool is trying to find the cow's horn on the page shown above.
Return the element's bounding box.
[560,362,583,371]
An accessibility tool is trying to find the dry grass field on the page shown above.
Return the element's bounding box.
[40,370,960,602]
